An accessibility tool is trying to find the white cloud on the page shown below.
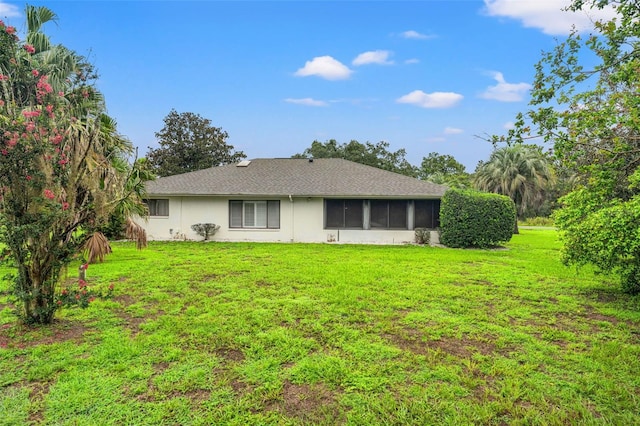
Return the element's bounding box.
[400,30,433,40]
[397,90,463,109]
[480,71,531,102]
[294,56,352,80]
[444,127,464,135]
[404,58,420,65]
[352,50,394,66]
[503,121,515,130]
[0,2,20,18]
[483,0,618,35]
[284,98,328,107]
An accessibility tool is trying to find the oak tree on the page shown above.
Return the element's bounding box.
[147,110,246,177]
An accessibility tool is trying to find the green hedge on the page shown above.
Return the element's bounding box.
[440,189,516,248]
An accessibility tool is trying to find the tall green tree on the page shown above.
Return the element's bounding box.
[506,0,640,293]
[417,152,470,188]
[473,145,554,232]
[0,7,143,324]
[147,110,246,177]
[293,139,417,177]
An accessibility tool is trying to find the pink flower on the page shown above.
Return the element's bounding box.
[6,26,15,35]
[43,189,55,200]
[1,150,7,156]
[58,91,64,97]
[22,110,41,118]
[24,44,35,54]
[25,122,36,132]
[26,175,32,181]
[32,70,39,77]
[0,74,8,81]
[78,279,87,288]
[62,202,69,210]
[0,100,4,107]
[108,283,114,291]
[51,135,63,144]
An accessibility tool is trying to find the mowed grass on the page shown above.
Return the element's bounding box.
[0,229,639,425]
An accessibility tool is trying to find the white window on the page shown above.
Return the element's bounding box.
[144,199,169,216]
[230,200,280,229]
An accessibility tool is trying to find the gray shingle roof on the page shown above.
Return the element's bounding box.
[145,158,447,198]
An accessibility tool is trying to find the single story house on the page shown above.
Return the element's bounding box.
[139,158,447,244]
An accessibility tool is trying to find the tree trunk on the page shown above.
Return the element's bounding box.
[18,263,58,325]
[514,220,520,235]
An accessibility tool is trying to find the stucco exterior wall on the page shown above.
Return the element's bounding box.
[138,196,430,245]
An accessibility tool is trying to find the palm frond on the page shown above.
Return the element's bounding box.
[125,218,147,250]
[82,231,112,263]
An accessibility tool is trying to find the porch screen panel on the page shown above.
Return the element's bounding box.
[389,200,408,229]
[325,199,344,228]
[370,200,388,229]
[344,200,363,228]
[267,201,280,229]
[414,200,438,229]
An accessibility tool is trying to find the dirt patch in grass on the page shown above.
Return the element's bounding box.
[0,319,88,349]
[581,306,622,326]
[230,377,251,395]
[114,294,136,307]
[216,347,245,363]
[113,303,164,337]
[266,380,343,423]
[383,328,501,358]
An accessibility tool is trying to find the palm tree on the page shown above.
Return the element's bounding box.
[473,145,555,233]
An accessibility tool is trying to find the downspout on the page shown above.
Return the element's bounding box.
[289,195,294,242]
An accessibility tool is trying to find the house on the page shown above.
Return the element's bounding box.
[140,158,447,244]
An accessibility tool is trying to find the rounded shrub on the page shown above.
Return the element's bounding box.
[439,188,516,248]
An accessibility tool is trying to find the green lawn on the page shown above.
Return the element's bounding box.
[1,230,639,425]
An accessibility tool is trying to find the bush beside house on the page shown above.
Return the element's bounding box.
[440,189,516,248]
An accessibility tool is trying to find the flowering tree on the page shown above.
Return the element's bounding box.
[0,7,144,324]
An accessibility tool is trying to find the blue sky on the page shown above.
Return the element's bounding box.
[0,1,615,170]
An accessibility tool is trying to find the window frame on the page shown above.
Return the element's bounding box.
[370,200,408,230]
[144,199,169,217]
[229,200,280,229]
[414,199,441,229]
[324,199,364,229]
[324,198,441,230]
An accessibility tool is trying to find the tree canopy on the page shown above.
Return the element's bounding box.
[506,0,640,293]
[473,145,554,223]
[293,139,418,177]
[147,110,246,177]
[417,152,470,188]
